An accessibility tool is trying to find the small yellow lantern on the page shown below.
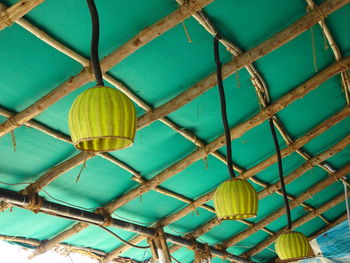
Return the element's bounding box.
[214,178,258,220]
[275,231,309,260]
[68,86,136,152]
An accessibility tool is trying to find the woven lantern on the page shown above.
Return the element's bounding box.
[68,86,136,152]
[275,231,309,260]
[214,178,258,220]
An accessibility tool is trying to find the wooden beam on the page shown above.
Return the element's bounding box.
[223,163,350,248]
[0,0,45,30]
[32,57,350,257]
[305,0,350,104]
[103,58,350,214]
[97,98,349,261]
[0,0,215,137]
[258,134,350,199]
[0,151,95,212]
[1,0,348,138]
[142,135,350,256]
[244,192,348,257]
[0,234,108,258]
[136,0,350,129]
[0,187,249,263]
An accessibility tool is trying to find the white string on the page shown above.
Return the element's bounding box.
[343,178,350,230]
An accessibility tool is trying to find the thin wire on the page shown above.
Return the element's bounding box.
[112,212,154,225]
[86,0,104,86]
[268,118,292,230]
[98,226,150,249]
[41,189,99,211]
[214,35,235,178]
[46,212,151,250]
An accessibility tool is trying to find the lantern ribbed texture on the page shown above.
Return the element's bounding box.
[275,231,309,260]
[213,178,258,220]
[68,86,136,152]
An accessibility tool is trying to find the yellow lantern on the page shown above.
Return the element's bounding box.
[275,231,309,260]
[68,86,136,152]
[213,178,258,220]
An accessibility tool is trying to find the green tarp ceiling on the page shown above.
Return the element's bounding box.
[0,0,349,262]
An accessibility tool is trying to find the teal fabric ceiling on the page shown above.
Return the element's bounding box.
[0,0,349,262]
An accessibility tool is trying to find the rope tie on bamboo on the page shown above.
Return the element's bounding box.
[146,109,153,126]
[96,208,113,227]
[0,10,12,26]
[22,193,44,213]
[265,184,275,196]
[262,109,274,120]
[308,4,326,21]
[330,171,339,182]
[190,201,199,216]
[8,115,21,127]
[73,222,89,232]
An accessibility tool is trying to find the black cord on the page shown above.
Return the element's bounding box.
[99,225,150,249]
[268,118,292,230]
[214,35,235,178]
[86,0,104,86]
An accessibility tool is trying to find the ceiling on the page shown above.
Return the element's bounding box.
[0,0,349,262]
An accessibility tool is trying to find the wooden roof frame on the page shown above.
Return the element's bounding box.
[0,0,349,262]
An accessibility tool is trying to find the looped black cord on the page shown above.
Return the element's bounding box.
[269,118,292,230]
[86,0,104,86]
[214,36,235,178]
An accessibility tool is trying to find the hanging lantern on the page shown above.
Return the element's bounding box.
[214,178,258,220]
[68,86,137,152]
[275,231,309,260]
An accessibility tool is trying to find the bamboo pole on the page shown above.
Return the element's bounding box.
[34,58,350,258]
[244,192,348,257]
[0,151,95,212]
[223,163,350,248]
[258,134,350,200]
[159,126,349,226]
[139,135,349,256]
[103,58,350,214]
[0,0,215,137]
[0,234,108,258]
[175,0,269,108]
[100,102,349,261]
[0,0,347,138]
[305,0,350,105]
[0,0,45,30]
[0,187,249,263]
[0,2,244,176]
[135,0,350,130]
[0,106,142,178]
[176,0,345,203]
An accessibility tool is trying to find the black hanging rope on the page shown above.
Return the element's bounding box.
[214,35,235,178]
[86,0,104,86]
[268,118,292,230]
